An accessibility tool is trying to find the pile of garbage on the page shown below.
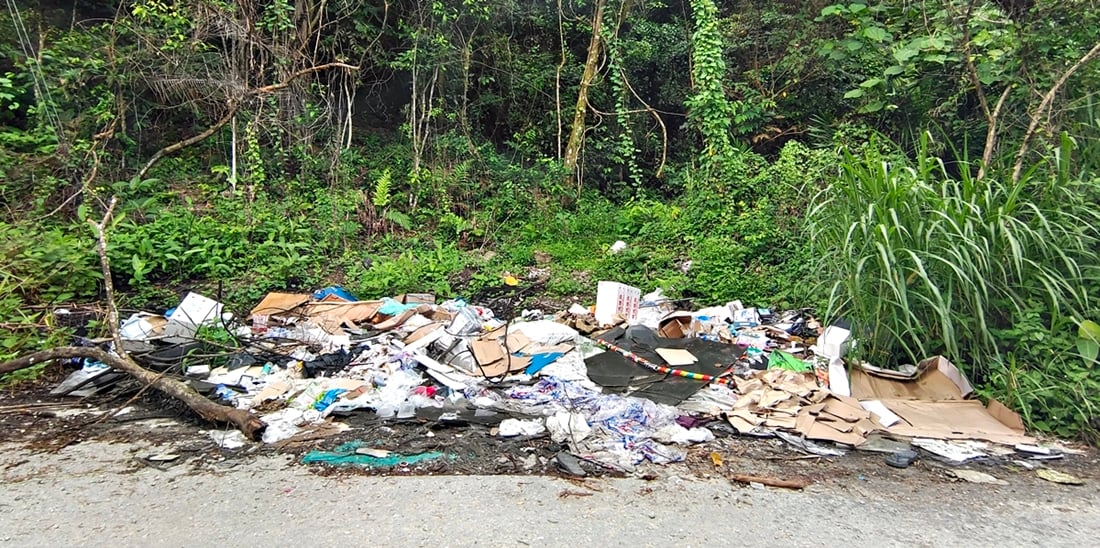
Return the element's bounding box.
[53,280,1058,473]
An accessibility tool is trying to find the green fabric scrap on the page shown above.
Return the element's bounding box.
[767,350,812,372]
[301,441,451,467]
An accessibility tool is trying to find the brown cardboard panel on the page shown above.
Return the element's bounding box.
[919,355,974,396]
[758,389,792,409]
[816,413,856,432]
[470,339,506,366]
[795,408,816,433]
[657,312,700,339]
[305,300,384,325]
[727,414,760,434]
[764,416,798,429]
[882,399,1035,444]
[805,420,866,446]
[250,293,311,317]
[734,377,763,394]
[853,418,881,436]
[729,409,765,426]
[477,355,532,378]
[397,293,436,304]
[986,398,1026,432]
[404,323,444,345]
[373,304,433,330]
[822,398,871,422]
[802,402,827,415]
[849,366,964,401]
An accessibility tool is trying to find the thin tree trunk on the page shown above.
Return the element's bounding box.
[563,0,606,194]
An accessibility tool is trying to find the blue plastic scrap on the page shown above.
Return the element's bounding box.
[523,352,565,376]
[377,297,420,316]
[301,441,451,467]
[313,388,348,411]
[312,286,358,302]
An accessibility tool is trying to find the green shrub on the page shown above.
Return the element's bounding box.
[808,133,1100,438]
[0,222,99,365]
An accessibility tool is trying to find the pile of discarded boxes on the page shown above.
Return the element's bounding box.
[56,280,1052,470]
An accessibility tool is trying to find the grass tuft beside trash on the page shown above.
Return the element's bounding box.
[808,133,1100,440]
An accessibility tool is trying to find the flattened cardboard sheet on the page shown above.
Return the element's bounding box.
[882,399,1035,445]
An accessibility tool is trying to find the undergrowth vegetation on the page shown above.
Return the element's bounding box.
[4,0,1100,441]
[809,134,1100,440]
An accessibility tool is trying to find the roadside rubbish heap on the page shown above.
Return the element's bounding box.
[53,280,1063,474]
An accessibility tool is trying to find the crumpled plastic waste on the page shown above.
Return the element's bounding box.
[497,418,547,437]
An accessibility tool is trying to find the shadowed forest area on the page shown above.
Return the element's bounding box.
[1,0,1099,440]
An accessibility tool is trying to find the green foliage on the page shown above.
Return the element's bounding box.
[0,222,99,364]
[980,307,1099,441]
[685,0,735,179]
[372,168,393,208]
[1079,320,1100,368]
[809,133,1100,438]
[349,240,467,297]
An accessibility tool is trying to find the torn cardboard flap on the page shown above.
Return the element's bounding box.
[304,300,384,332]
[396,293,435,305]
[251,293,312,318]
[803,419,865,446]
[849,355,973,401]
[372,304,432,331]
[470,338,507,367]
[476,355,532,378]
[849,364,964,401]
[822,398,871,422]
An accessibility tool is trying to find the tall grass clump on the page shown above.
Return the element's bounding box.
[808,133,1100,438]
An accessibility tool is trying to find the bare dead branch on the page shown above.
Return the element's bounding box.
[1012,40,1100,183]
[0,347,266,440]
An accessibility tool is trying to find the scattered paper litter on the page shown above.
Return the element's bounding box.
[951,469,1008,485]
[355,448,392,458]
[497,418,547,437]
[912,438,988,463]
[859,400,902,428]
[208,429,247,449]
[655,348,697,366]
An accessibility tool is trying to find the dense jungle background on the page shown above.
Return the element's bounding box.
[2,0,1099,440]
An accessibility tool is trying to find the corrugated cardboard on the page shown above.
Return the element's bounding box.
[305,300,384,332]
[397,293,435,305]
[984,398,1026,432]
[804,420,866,446]
[849,365,964,401]
[882,399,1035,445]
[657,312,702,339]
[251,292,311,318]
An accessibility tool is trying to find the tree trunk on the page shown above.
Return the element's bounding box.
[0,347,267,440]
[562,0,606,195]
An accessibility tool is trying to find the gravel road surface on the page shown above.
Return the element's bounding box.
[2,440,1098,547]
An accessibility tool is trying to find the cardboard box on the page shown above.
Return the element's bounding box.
[657,312,702,339]
[594,281,640,326]
[397,293,436,305]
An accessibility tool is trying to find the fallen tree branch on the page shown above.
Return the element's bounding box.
[0,347,266,440]
[731,474,812,490]
[1012,39,1100,183]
